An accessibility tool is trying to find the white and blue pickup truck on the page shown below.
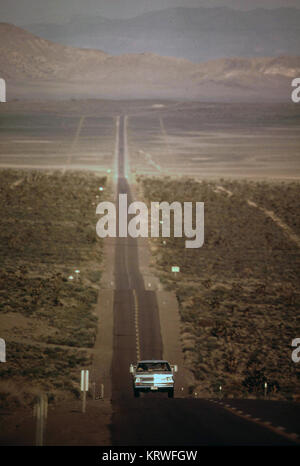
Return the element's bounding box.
[130,360,178,398]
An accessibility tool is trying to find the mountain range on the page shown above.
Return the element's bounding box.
[1,23,299,101]
[23,7,300,62]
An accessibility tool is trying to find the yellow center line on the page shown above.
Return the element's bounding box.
[211,400,300,444]
[133,289,141,361]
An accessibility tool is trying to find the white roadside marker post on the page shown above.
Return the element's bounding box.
[34,394,48,446]
[81,370,89,413]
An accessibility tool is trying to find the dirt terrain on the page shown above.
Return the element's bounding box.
[1,100,300,178]
[127,101,300,179]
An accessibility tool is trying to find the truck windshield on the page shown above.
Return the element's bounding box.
[136,362,171,372]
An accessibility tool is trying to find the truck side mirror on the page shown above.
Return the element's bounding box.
[129,364,134,374]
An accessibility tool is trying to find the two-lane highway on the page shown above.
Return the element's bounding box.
[110,115,299,446]
[111,115,163,404]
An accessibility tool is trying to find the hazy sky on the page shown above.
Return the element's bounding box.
[1,0,300,24]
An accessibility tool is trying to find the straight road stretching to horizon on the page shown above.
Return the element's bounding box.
[111,114,163,402]
[110,115,299,446]
[0,104,299,446]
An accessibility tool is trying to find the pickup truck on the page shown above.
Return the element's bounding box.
[130,359,177,398]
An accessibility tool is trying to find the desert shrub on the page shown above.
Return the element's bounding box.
[139,176,300,398]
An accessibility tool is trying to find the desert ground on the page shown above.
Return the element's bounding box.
[1,100,299,177]
[0,99,299,444]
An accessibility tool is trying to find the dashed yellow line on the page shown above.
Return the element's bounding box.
[210,400,300,444]
[133,289,141,361]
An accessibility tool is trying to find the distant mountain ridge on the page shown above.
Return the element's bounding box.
[23,6,300,62]
[0,23,108,81]
[1,23,300,101]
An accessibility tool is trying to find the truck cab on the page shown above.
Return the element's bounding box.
[130,359,178,398]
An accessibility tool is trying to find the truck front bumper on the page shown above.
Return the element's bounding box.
[134,385,173,392]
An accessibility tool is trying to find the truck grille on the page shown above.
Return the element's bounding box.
[140,377,154,384]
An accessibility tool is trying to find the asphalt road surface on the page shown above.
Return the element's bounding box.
[110,116,299,446]
[111,115,163,404]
